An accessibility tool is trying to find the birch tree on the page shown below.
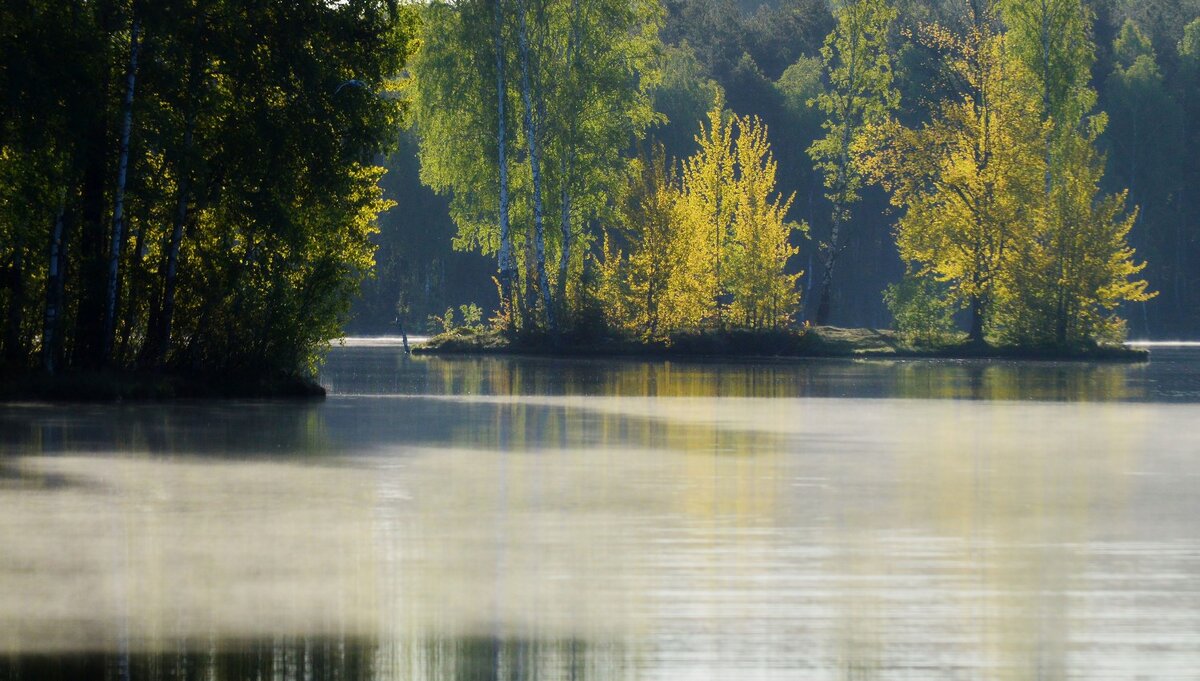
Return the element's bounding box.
[1002,0,1156,344]
[101,11,142,363]
[809,0,898,325]
[865,8,1044,342]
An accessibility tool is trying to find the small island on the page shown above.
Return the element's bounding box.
[415,326,1148,363]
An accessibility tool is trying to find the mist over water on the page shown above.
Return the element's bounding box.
[2,348,1199,679]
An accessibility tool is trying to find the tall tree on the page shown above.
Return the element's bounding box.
[600,108,803,336]
[102,10,142,364]
[515,0,556,330]
[545,0,662,314]
[676,97,737,327]
[999,120,1155,344]
[865,6,1043,342]
[809,0,899,325]
[412,0,662,331]
[1004,0,1156,343]
[493,0,518,322]
[596,143,683,337]
[725,115,802,329]
[869,1,1154,345]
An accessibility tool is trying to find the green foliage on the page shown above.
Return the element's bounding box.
[429,303,486,334]
[651,42,724,159]
[410,0,664,330]
[430,307,456,335]
[0,0,414,375]
[459,303,484,330]
[807,0,899,322]
[776,56,824,129]
[867,3,1153,347]
[1182,18,1200,60]
[1001,0,1096,132]
[809,0,899,212]
[883,272,958,344]
[379,0,1199,342]
[1114,19,1155,69]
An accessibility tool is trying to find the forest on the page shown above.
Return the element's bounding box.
[1,0,1197,379]
[0,0,411,378]
[357,0,1198,347]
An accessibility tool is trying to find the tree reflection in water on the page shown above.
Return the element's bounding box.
[0,636,607,681]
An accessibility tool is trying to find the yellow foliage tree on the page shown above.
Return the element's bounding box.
[725,116,802,329]
[596,143,687,338]
[999,120,1155,345]
[868,5,1154,347]
[865,17,1044,343]
[674,97,737,328]
[599,100,804,336]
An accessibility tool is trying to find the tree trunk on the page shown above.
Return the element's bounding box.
[73,58,115,368]
[118,218,147,360]
[516,0,555,332]
[42,202,68,373]
[969,294,984,344]
[151,113,194,368]
[1055,298,1068,346]
[493,0,517,324]
[3,247,26,365]
[556,0,580,315]
[814,225,838,326]
[102,14,142,365]
[557,150,572,309]
[523,229,536,325]
[817,116,853,326]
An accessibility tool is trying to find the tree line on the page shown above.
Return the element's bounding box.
[3,0,1194,373]
[0,0,412,375]
[408,0,1163,345]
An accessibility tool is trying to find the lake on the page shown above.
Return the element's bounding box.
[2,345,1199,679]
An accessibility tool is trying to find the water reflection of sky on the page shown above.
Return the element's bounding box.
[1,348,1198,679]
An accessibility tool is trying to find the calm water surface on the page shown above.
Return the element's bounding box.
[2,346,1199,679]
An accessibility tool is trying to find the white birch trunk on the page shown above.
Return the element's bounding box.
[42,200,67,373]
[493,0,517,316]
[158,128,191,364]
[102,14,142,363]
[517,0,555,331]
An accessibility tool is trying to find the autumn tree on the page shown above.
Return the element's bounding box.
[596,143,684,337]
[865,6,1044,342]
[999,123,1155,344]
[1000,0,1156,344]
[674,99,738,327]
[870,2,1154,346]
[600,100,803,336]
[725,116,802,329]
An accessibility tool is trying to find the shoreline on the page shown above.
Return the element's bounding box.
[0,369,325,403]
[411,326,1150,364]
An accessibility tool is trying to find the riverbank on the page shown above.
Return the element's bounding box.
[413,326,1150,362]
[0,369,325,402]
